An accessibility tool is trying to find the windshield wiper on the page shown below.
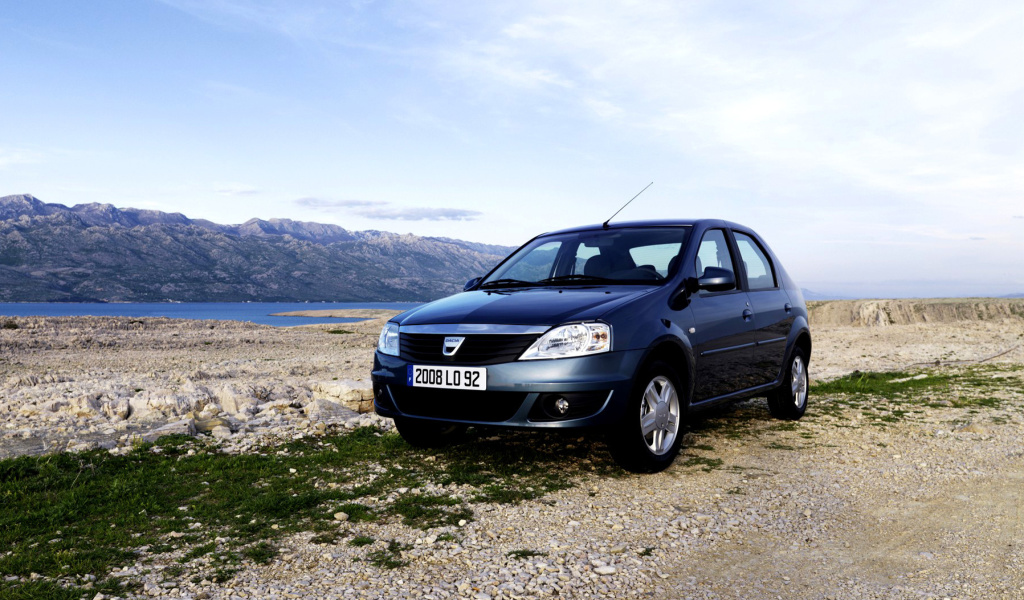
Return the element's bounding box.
[538,274,611,284]
[478,278,538,289]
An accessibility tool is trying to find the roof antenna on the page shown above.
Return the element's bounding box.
[603,182,653,228]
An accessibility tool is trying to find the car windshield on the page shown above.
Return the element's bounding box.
[481,227,691,288]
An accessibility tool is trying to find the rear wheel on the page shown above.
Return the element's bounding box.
[607,361,686,473]
[767,347,809,420]
[393,416,467,448]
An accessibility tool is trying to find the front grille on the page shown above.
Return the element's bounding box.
[389,386,527,422]
[400,333,540,365]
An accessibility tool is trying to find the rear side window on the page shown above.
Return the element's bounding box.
[734,232,776,290]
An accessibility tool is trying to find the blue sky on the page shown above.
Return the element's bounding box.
[1,0,1022,297]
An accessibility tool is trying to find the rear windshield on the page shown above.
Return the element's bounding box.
[481,227,690,288]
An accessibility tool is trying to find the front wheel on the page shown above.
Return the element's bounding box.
[393,416,467,448]
[767,347,809,420]
[607,361,686,473]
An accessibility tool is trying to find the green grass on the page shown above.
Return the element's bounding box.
[507,549,547,560]
[812,370,951,399]
[679,455,724,472]
[0,427,618,597]
[810,365,1020,423]
[348,536,375,547]
[367,540,411,569]
[326,330,354,335]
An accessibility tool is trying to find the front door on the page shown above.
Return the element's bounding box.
[688,229,757,401]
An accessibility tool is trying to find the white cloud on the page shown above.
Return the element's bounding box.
[355,206,482,221]
[295,197,379,209]
[214,183,260,196]
[294,196,481,221]
[0,148,42,169]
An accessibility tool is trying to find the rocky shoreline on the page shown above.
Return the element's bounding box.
[0,314,392,460]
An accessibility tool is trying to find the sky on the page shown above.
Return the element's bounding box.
[1,0,1022,298]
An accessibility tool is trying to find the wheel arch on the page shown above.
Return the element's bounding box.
[635,335,695,409]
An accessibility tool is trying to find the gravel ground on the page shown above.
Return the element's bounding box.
[1,309,1023,599]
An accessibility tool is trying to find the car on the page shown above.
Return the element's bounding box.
[371,219,811,472]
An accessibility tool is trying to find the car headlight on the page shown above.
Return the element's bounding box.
[377,322,400,356]
[519,322,611,360]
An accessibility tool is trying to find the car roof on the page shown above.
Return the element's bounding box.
[538,218,748,237]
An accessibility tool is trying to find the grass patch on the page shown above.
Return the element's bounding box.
[507,549,547,560]
[390,494,473,529]
[679,455,724,472]
[0,427,618,595]
[367,540,410,569]
[812,370,951,399]
[241,542,277,565]
[809,365,1020,424]
[348,536,375,547]
[326,330,354,335]
[1,321,18,330]
[179,542,216,563]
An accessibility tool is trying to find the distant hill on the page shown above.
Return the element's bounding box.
[807,298,1024,327]
[0,195,515,302]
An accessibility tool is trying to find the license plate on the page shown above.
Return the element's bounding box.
[408,365,487,390]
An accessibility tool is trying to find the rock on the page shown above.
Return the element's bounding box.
[141,419,196,443]
[68,395,101,418]
[210,425,232,440]
[956,422,989,434]
[102,398,130,420]
[334,512,350,522]
[594,566,617,575]
[312,380,374,413]
[215,384,260,416]
[195,417,233,433]
[304,398,358,423]
[43,399,69,413]
[67,440,99,453]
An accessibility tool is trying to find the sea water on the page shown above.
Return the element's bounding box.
[0,302,419,327]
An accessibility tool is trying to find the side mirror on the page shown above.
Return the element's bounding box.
[464,277,482,291]
[669,277,699,310]
[697,267,736,292]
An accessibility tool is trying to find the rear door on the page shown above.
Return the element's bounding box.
[688,228,757,401]
[732,230,793,386]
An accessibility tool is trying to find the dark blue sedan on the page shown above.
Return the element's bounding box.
[372,219,811,472]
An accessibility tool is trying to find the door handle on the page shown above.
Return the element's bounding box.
[784,303,792,313]
[742,308,753,321]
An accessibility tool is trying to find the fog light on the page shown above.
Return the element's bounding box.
[554,397,570,415]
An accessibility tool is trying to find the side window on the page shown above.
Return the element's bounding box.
[734,232,776,290]
[695,229,735,291]
[628,243,683,277]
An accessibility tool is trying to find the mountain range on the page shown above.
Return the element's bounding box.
[0,195,514,302]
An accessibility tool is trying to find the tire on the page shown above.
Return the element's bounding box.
[607,361,686,473]
[767,347,809,420]
[393,416,468,448]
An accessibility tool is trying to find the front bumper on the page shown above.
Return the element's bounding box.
[370,349,645,429]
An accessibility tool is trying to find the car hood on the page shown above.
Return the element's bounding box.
[396,286,657,327]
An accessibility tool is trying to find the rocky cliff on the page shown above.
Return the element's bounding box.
[0,195,513,302]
